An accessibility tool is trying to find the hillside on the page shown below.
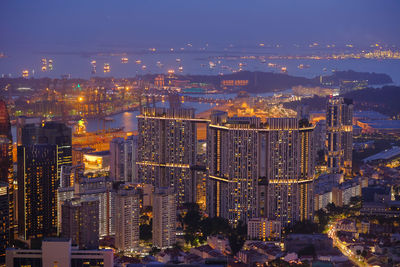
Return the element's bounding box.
[343,86,400,117]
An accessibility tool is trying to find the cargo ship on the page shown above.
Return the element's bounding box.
[91,60,96,74]
[104,63,110,73]
[48,59,53,70]
[22,70,29,78]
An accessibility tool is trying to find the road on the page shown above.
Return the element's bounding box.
[327,221,369,267]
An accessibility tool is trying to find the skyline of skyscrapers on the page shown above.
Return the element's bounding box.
[0,93,363,264]
[1,0,398,263]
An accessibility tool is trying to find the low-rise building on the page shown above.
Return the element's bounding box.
[247,218,281,241]
[245,241,282,261]
[83,150,110,172]
[190,245,225,259]
[6,238,113,266]
[237,249,268,265]
[336,219,357,233]
[207,235,231,255]
[360,201,400,217]
[285,234,332,254]
[314,175,363,210]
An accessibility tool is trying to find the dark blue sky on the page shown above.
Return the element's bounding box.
[1,0,400,52]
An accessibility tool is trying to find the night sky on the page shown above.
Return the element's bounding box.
[1,0,400,53]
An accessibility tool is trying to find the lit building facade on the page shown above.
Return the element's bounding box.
[261,118,315,226]
[154,75,165,88]
[58,176,114,238]
[61,198,99,249]
[0,100,14,245]
[114,185,140,252]
[0,182,9,259]
[326,97,353,176]
[153,188,176,249]
[247,218,281,241]
[110,135,138,183]
[20,122,72,180]
[18,122,72,240]
[207,112,260,224]
[17,144,58,239]
[83,151,110,172]
[137,107,200,205]
[6,238,113,267]
[207,113,315,226]
[79,177,115,237]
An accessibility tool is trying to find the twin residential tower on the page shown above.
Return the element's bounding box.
[137,107,316,228]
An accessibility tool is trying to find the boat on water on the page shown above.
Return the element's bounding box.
[135,60,142,64]
[22,70,29,78]
[121,57,128,64]
[104,63,110,73]
[91,61,97,74]
[95,127,124,135]
[268,63,277,68]
[73,127,125,137]
[48,60,53,70]
[281,67,287,73]
[298,64,310,69]
[104,117,114,121]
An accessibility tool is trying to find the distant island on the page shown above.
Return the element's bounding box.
[140,70,392,93]
[319,70,393,86]
[0,70,393,96]
[283,85,400,117]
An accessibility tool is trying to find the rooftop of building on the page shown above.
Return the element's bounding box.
[354,110,389,120]
[43,237,71,242]
[362,186,391,202]
[127,264,224,267]
[285,233,330,241]
[363,146,400,163]
[85,150,110,156]
[359,120,400,129]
